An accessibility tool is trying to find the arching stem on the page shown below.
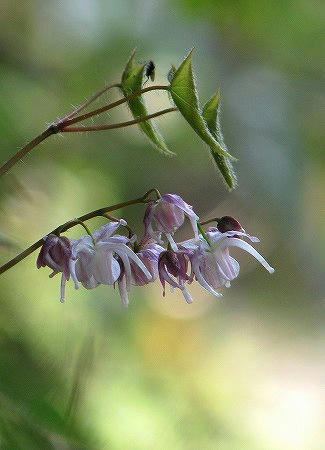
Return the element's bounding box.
[0,189,161,275]
[62,108,177,133]
[61,83,121,121]
[0,85,171,177]
[62,85,170,127]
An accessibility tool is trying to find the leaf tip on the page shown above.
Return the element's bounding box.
[185,47,195,61]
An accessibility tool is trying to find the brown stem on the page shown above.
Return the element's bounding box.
[144,188,162,199]
[102,213,134,238]
[0,85,170,178]
[0,189,160,275]
[61,83,121,121]
[0,126,57,177]
[63,85,170,127]
[62,108,177,133]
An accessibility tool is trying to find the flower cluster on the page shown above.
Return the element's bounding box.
[37,194,274,306]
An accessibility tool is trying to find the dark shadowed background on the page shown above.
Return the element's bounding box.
[0,1,324,448]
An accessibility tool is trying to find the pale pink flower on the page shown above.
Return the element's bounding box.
[181,218,274,299]
[143,194,199,251]
[73,220,152,306]
[72,221,126,289]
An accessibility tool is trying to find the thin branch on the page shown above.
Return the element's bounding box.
[200,217,220,226]
[62,85,170,127]
[0,189,160,276]
[61,82,121,121]
[145,188,162,199]
[0,127,56,177]
[0,85,170,177]
[62,108,177,133]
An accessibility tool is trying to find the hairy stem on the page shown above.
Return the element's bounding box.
[0,127,56,177]
[0,85,170,177]
[0,189,160,275]
[62,108,177,132]
[62,85,170,127]
[61,82,121,121]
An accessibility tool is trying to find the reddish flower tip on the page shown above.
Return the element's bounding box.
[217,216,244,233]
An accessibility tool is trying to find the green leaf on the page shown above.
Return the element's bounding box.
[121,50,174,156]
[169,49,236,161]
[202,91,237,189]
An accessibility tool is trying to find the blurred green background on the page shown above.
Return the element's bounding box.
[0,1,324,449]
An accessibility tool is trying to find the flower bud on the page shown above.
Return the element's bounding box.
[37,234,73,279]
[216,216,244,233]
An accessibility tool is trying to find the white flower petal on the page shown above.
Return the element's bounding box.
[93,220,126,242]
[76,253,94,284]
[119,244,152,281]
[115,249,132,291]
[213,249,240,281]
[118,277,129,307]
[179,238,198,251]
[189,215,199,241]
[202,254,229,288]
[219,230,260,243]
[220,238,274,274]
[181,287,193,304]
[60,273,67,303]
[192,258,222,298]
[69,259,79,289]
[93,248,120,284]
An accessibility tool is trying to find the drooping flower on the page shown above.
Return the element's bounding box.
[72,221,125,289]
[36,195,275,309]
[143,194,199,251]
[158,249,193,303]
[116,242,163,307]
[37,234,79,302]
[73,220,152,306]
[131,243,164,286]
[181,218,274,298]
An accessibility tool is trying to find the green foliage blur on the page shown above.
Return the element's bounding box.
[0,1,324,448]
